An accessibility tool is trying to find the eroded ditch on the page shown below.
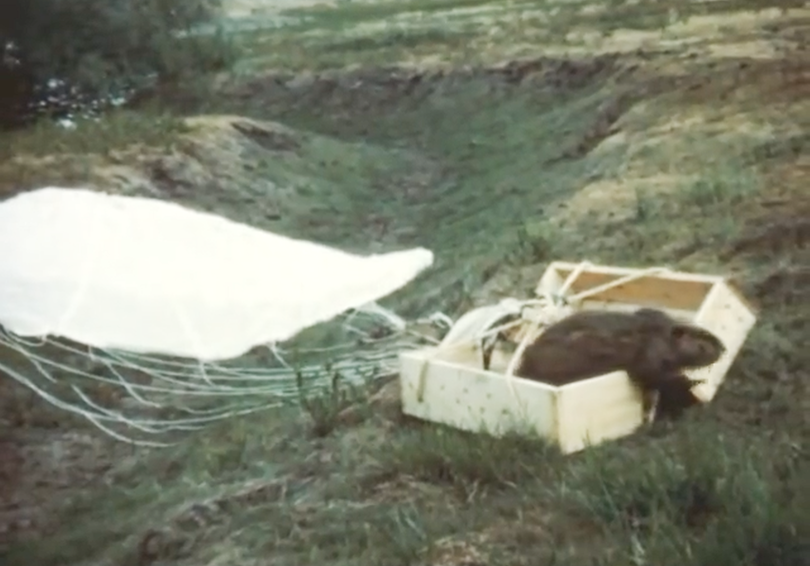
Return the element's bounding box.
[2,48,809,559]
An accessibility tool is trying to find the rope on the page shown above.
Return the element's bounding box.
[0,304,446,446]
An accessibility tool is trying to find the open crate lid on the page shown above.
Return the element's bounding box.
[536,261,758,312]
[532,261,758,403]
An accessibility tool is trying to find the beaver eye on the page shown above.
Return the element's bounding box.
[671,327,686,339]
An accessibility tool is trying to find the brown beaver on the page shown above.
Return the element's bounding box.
[514,308,726,419]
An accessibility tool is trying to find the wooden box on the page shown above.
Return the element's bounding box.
[398,261,757,454]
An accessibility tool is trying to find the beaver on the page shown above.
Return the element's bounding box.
[513,308,726,418]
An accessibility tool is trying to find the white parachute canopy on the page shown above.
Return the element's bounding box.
[0,187,434,361]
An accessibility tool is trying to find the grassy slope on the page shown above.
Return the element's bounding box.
[1,0,809,565]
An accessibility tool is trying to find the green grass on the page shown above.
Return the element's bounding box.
[2,0,809,564]
[214,62,796,316]
[6,86,807,566]
[231,0,804,72]
[201,73,638,314]
[281,0,505,26]
[6,408,805,565]
[558,419,808,566]
[0,109,189,198]
[0,110,187,160]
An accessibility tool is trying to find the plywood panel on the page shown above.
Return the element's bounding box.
[556,371,645,453]
[400,348,558,440]
[690,280,758,402]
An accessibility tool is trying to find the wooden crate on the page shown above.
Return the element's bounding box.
[399,261,758,454]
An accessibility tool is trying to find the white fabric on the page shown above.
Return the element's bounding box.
[440,298,526,348]
[0,187,434,361]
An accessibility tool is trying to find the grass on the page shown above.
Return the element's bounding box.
[1,0,809,564]
[0,110,187,160]
[0,109,189,199]
[231,0,805,72]
[559,420,808,566]
[281,0,504,25]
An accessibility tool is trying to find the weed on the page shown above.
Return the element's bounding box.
[296,366,372,437]
[681,165,761,207]
[633,186,656,222]
[509,221,556,265]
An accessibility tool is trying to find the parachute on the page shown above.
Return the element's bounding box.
[0,187,442,444]
[0,187,434,360]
